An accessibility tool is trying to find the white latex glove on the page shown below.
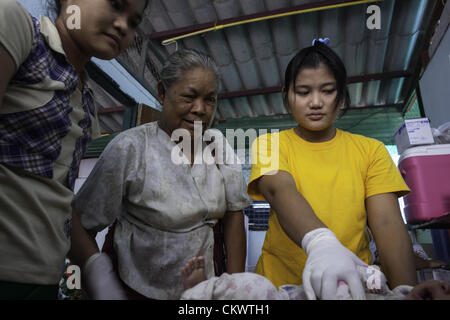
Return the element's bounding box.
[301,228,368,300]
[82,252,127,300]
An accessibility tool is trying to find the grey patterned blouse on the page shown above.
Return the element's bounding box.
[72,121,252,299]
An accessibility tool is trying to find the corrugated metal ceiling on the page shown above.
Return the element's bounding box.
[86,78,125,134]
[113,0,440,145]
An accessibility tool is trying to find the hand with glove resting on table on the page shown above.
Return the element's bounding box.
[256,171,369,300]
[301,228,368,300]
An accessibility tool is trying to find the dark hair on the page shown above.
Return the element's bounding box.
[45,0,61,19]
[46,0,150,20]
[284,41,350,115]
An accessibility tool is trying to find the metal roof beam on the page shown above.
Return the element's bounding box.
[148,0,380,42]
[97,106,126,114]
[347,103,403,110]
[218,70,412,100]
[216,103,402,124]
[401,0,445,115]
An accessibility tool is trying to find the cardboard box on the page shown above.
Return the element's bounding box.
[394,118,435,154]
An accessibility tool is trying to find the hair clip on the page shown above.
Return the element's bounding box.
[312,38,330,46]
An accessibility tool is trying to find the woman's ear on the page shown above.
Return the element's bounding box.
[157,82,165,105]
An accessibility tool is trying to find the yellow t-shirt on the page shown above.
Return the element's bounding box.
[247,128,410,288]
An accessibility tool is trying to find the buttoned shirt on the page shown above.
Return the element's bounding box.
[73,122,252,299]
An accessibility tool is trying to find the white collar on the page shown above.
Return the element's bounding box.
[39,16,66,56]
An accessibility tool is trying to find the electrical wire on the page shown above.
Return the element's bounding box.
[161,0,382,45]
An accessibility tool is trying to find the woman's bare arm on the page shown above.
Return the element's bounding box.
[223,210,246,273]
[257,171,326,245]
[367,193,417,288]
[67,209,100,266]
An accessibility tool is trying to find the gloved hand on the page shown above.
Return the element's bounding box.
[82,252,127,300]
[301,228,368,300]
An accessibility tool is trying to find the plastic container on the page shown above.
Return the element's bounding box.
[398,144,450,225]
[394,118,435,154]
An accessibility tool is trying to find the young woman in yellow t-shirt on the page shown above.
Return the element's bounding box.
[248,39,417,300]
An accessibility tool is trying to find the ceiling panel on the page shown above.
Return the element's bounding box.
[111,0,440,145]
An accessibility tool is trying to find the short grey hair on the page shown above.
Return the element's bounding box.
[160,49,220,91]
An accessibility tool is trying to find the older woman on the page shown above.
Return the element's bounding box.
[69,49,251,300]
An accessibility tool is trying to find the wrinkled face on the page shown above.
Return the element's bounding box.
[60,0,146,59]
[158,67,218,137]
[283,62,341,142]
